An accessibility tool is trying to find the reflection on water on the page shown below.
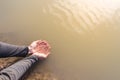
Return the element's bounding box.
[0,0,120,80]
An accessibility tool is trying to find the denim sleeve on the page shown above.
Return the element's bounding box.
[0,42,28,58]
[0,55,39,80]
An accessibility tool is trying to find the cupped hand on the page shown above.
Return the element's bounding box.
[28,40,51,59]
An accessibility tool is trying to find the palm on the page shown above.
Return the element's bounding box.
[28,40,51,58]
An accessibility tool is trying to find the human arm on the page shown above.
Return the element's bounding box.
[0,55,39,80]
[0,42,28,58]
[0,40,51,80]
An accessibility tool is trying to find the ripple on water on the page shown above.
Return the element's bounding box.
[42,0,120,35]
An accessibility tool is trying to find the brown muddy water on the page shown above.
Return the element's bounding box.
[0,0,120,80]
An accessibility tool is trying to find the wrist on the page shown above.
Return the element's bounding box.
[28,46,33,55]
[31,52,48,60]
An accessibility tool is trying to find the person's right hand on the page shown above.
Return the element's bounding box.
[28,40,51,59]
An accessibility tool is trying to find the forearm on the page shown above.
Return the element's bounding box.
[0,42,29,58]
[0,55,39,80]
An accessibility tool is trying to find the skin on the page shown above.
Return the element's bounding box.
[28,40,51,59]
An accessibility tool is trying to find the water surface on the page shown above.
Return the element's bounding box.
[0,0,120,80]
